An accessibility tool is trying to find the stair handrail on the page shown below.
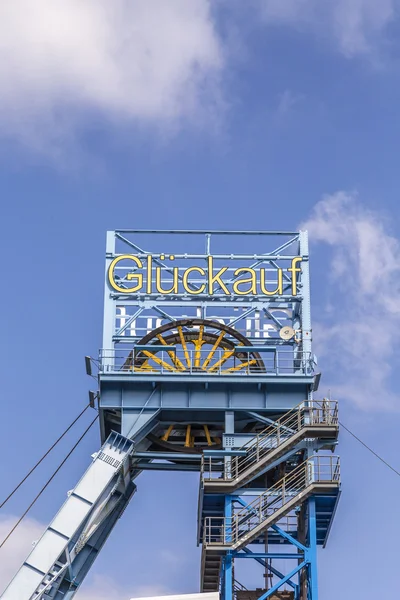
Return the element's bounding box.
[240,400,338,452]
[227,400,338,480]
[201,400,338,482]
[204,455,340,547]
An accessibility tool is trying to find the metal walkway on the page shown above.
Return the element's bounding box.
[200,455,340,592]
[201,401,338,493]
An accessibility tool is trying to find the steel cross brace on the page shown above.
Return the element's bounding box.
[225,499,318,600]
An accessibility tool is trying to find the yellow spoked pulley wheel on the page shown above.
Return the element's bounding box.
[148,422,222,454]
[125,318,265,374]
[123,319,265,452]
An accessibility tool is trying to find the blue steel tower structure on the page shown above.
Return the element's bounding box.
[0,230,340,600]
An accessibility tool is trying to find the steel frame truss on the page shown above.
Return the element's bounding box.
[102,230,312,363]
[220,498,319,600]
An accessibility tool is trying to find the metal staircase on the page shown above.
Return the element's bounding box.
[201,401,338,493]
[200,550,222,593]
[204,455,340,550]
[200,455,340,589]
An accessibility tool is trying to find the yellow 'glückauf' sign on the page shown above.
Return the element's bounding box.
[108,255,302,296]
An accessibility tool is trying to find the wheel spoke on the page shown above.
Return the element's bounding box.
[178,326,192,368]
[161,424,174,441]
[224,359,257,373]
[209,350,234,373]
[141,350,178,372]
[203,424,213,446]
[194,325,204,367]
[133,358,155,372]
[202,331,226,370]
[156,334,186,371]
[185,424,193,447]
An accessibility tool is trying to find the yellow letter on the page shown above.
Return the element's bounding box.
[260,268,283,295]
[232,268,257,295]
[146,255,153,294]
[156,267,179,294]
[287,257,302,295]
[183,266,206,294]
[108,255,143,293]
[208,256,230,295]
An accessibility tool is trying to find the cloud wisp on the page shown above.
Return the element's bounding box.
[301,191,400,410]
[259,0,396,59]
[0,0,224,154]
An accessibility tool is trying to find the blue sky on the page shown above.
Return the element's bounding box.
[1,1,400,598]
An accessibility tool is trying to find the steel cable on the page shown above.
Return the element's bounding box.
[0,415,98,549]
[0,403,92,509]
[340,420,400,478]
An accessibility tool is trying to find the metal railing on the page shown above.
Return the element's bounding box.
[203,455,340,548]
[99,348,314,376]
[201,400,338,482]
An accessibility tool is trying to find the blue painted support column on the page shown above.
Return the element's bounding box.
[224,554,233,600]
[224,495,233,600]
[308,497,318,600]
[223,410,234,600]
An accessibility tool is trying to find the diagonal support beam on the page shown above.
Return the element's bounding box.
[271,524,307,553]
[239,548,296,591]
[256,561,307,600]
[115,307,144,337]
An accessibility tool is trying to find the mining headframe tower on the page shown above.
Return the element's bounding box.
[0,229,340,600]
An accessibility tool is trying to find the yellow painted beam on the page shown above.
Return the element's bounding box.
[185,424,192,447]
[161,424,174,442]
[203,424,213,446]
[202,331,226,370]
[156,334,185,370]
[178,326,192,369]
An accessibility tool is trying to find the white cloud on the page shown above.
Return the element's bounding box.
[301,191,400,410]
[77,575,169,600]
[0,1,224,153]
[0,515,169,600]
[0,515,44,593]
[259,0,396,58]
[274,89,304,121]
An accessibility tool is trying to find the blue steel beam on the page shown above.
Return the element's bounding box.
[235,553,303,560]
[257,562,307,600]
[308,498,318,600]
[116,230,300,235]
[239,548,297,591]
[271,525,307,553]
